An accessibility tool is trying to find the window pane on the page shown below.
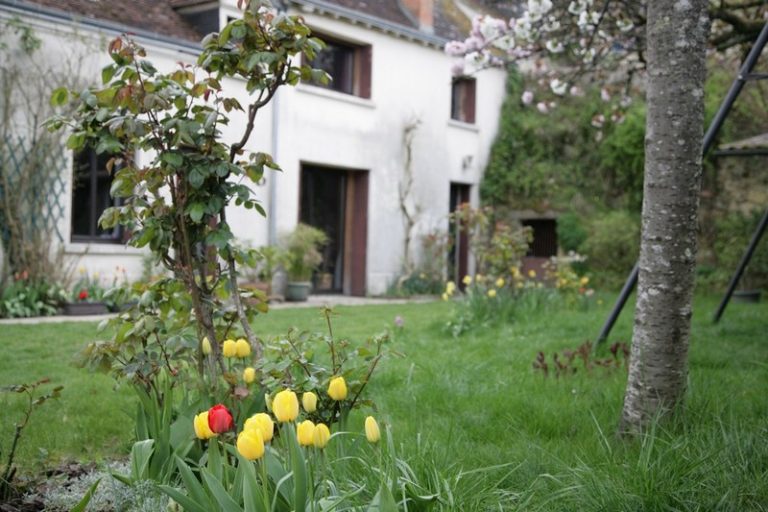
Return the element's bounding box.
[308,41,356,95]
[71,150,92,237]
[71,149,121,242]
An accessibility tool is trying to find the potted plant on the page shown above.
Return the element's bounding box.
[241,245,284,302]
[281,223,328,301]
[63,269,109,315]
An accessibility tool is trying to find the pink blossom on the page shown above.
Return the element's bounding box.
[444,41,467,57]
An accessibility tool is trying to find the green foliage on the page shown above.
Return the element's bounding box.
[0,277,67,318]
[280,223,328,282]
[581,211,641,288]
[555,211,588,253]
[705,210,768,291]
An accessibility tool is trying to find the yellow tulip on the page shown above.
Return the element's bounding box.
[462,275,472,285]
[222,339,237,358]
[327,376,348,401]
[244,412,274,442]
[201,337,212,355]
[243,367,256,384]
[236,429,264,460]
[272,389,299,422]
[193,411,215,440]
[487,289,497,298]
[446,281,456,294]
[580,276,589,286]
[297,420,315,446]
[495,277,505,288]
[235,338,251,358]
[313,423,331,449]
[528,269,536,278]
[302,392,318,413]
[476,274,485,283]
[364,416,380,444]
[441,293,449,301]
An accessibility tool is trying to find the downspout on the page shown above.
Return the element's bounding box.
[267,0,287,245]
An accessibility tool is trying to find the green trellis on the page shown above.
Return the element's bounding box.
[0,135,68,249]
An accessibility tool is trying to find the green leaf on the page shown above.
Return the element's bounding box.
[158,485,210,512]
[367,483,398,512]
[201,467,242,512]
[50,87,69,107]
[130,439,155,481]
[162,152,184,167]
[101,64,117,84]
[287,424,308,511]
[66,132,86,150]
[187,203,205,223]
[70,478,101,512]
[174,455,212,508]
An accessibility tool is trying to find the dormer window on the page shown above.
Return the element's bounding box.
[306,34,372,99]
[451,77,476,124]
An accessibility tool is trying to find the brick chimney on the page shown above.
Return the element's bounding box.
[401,0,434,34]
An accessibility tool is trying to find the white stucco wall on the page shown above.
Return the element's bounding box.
[1,3,505,295]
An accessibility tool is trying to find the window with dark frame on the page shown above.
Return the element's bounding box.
[521,219,558,258]
[70,148,122,243]
[451,77,476,124]
[304,34,372,98]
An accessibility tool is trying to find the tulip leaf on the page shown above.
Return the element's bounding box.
[202,467,243,512]
[70,478,101,512]
[236,453,266,512]
[130,439,154,481]
[367,483,398,512]
[159,485,210,512]
[174,455,212,509]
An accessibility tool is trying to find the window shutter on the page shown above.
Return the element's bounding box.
[358,45,372,99]
[465,78,476,124]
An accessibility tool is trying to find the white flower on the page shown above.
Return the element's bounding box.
[550,79,567,96]
[569,86,583,97]
[617,19,634,32]
[591,113,605,128]
[600,88,611,102]
[492,34,516,51]
[479,16,508,42]
[536,102,549,114]
[545,39,564,53]
[521,90,534,105]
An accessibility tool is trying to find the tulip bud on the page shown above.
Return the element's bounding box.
[207,404,233,434]
[237,429,265,461]
[462,275,472,285]
[201,337,212,355]
[327,376,347,401]
[235,338,251,358]
[193,411,216,440]
[243,367,256,384]
[487,289,497,298]
[244,412,274,443]
[222,339,237,358]
[313,423,331,449]
[495,278,505,288]
[297,420,315,447]
[302,391,318,413]
[272,390,299,422]
[365,416,380,444]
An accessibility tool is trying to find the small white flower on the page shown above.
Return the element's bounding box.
[545,39,564,53]
[600,88,611,102]
[521,90,534,105]
[550,79,567,96]
[536,102,549,114]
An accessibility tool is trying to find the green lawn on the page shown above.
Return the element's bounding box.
[2,295,767,510]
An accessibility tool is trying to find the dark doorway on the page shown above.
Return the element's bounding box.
[448,183,471,287]
[300,165,368,296]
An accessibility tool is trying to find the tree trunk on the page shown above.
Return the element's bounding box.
[619,0,709,433]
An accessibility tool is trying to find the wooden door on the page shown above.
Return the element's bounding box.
[344,171,368,296]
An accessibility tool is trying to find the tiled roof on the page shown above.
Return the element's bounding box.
[13,0,203,42]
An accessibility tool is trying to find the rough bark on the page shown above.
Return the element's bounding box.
[619,0,709,433]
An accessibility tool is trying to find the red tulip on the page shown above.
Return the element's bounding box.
[207,404,233,433]
[78,289,88,300]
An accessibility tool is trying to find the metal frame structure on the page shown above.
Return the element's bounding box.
[595,21,768,346]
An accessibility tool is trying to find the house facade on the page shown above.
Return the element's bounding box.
[0,0,506,295]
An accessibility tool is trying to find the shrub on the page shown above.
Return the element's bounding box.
[706,210,768,291]
[0,277,66,318]
[581,211,640,288]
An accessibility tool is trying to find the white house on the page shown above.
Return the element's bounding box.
[0,0,507,295]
